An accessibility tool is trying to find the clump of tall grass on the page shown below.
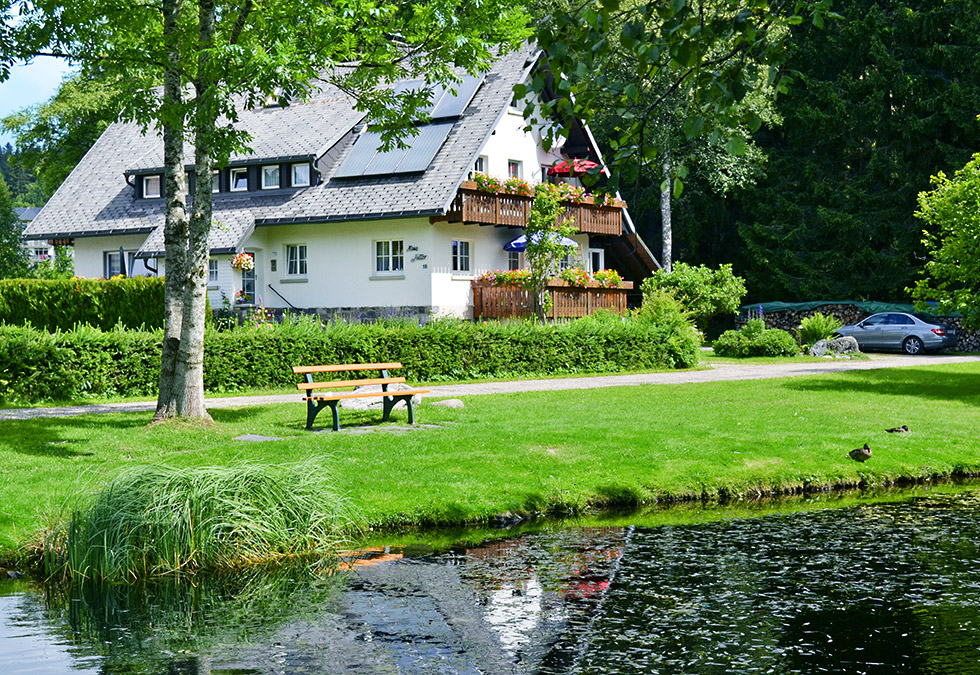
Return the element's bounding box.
[45,462,357,581]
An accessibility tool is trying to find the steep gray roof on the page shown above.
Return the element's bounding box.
[24,45,538,259]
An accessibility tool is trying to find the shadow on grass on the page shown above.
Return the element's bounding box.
[783,366,980,405]
[0,415,147,457]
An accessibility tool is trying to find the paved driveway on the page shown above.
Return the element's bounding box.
[2,353,978,420]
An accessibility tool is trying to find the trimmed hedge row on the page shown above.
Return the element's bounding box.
[0,277,167,331]
[0,314,701,404]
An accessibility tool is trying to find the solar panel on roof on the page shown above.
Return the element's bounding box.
[389,75,484,119]
[333,122,454,178]
[430,75,484,118]
[395,123,454,172]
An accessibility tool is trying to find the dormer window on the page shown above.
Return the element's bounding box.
[291,163,311,187]
[212,170,220,193]
[143,175,161,198]
[230,167,249,192]
[261,165,280,190]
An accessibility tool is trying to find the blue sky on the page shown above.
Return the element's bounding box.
[0,57,75,146]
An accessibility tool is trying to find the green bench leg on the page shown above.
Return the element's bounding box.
[306,399,340,431]
[382,394,416,425]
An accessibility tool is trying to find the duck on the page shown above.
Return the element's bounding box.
[885,425,910,433]
[848,444,872,462]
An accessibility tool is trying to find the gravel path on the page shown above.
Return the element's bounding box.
[2,353,978,421]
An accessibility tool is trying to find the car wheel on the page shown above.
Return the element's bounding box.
[902,336,924,355]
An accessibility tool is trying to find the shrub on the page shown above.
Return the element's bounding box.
[641,263,747,330]
[0,312,703,403]
[0,276,167,331]
[713,319,799,357]
[796,312,844,347]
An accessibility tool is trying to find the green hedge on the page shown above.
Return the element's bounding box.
[0,314,701,404]
[0,277,167,331]
[713,319,800,358]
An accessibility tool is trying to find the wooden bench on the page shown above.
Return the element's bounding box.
[293,362,429,431]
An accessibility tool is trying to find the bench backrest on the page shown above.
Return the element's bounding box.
[294,363,406,391]
[292,362,403,375]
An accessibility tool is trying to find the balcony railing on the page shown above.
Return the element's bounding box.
[447,182,623,235]
[472,279,634,320]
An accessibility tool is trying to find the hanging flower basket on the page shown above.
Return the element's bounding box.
[230,252,254,271]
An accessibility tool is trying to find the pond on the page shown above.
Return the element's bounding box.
[3,489,980,674]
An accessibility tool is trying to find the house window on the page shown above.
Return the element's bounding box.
[452,240,471,273]
[212,171,220,193]
[230,167,249,191]
[375,240,404,273]
[472,155,488,176]
[588,248,604,273]
[507,160,522,179]
[208,259,219,284]
[286,244,307,276]
[143,175,161,198]
[261,165,280,189]
[104,250,135,277]
[508,251,521,271]
[291,163,311,187]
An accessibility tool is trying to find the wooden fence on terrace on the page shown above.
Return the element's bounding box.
[472,281,633,320]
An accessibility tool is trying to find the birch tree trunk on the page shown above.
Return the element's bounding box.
[661,156,672,273]
[154,0,189,420]
[172,0,216,420]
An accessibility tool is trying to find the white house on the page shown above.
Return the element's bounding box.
[23,46,658,320]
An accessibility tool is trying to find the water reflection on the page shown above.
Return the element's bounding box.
[2,491,980,673]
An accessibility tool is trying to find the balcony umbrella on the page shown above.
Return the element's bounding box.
[547,158,600,176]
[504,233,578,251]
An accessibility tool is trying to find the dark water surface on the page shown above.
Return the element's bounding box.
[3,490,980,674]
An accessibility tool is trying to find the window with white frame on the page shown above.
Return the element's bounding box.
[230,167,249,191]
[212,170,220,193]
[261,165,280,189]
[104,250,135,277]
[143,175,161,198]
[286,244,307,276]
[508,250,521,271]
[507,160,522,178]
[588,248,604,273]
[291,163,311,187]
[375,240,404,273]
[208,259,219,284]
[451,240,471,273]
[472,155,488,176]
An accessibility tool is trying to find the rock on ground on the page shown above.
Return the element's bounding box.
[810,336,860,357]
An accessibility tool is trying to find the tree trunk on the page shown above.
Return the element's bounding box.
[661,156,672,273]
[171,0,216,420]
[154,0,189,421]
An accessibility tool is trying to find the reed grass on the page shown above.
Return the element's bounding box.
[46,461,356,580]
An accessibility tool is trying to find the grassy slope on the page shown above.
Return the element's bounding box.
[1,361,978,557]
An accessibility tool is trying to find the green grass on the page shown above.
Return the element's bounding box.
[2,361,979,565]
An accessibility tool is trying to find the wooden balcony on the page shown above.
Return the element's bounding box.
[446,182,624,236]
[472,279,634,320]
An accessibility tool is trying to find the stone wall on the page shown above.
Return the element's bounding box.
[231,305,431,325]
[737,303,980,352]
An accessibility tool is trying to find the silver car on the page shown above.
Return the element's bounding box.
[835,312,957,354]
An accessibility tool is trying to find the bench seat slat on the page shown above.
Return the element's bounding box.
[297,377,406,391]
[293,362,402,374]
[304,389,429,402]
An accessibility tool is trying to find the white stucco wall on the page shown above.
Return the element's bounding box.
[476,105,563,184]
[73,234,161,279]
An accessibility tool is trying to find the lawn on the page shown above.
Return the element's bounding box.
[1,360,978,560]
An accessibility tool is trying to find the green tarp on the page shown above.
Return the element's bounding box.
[740,300,953,317]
